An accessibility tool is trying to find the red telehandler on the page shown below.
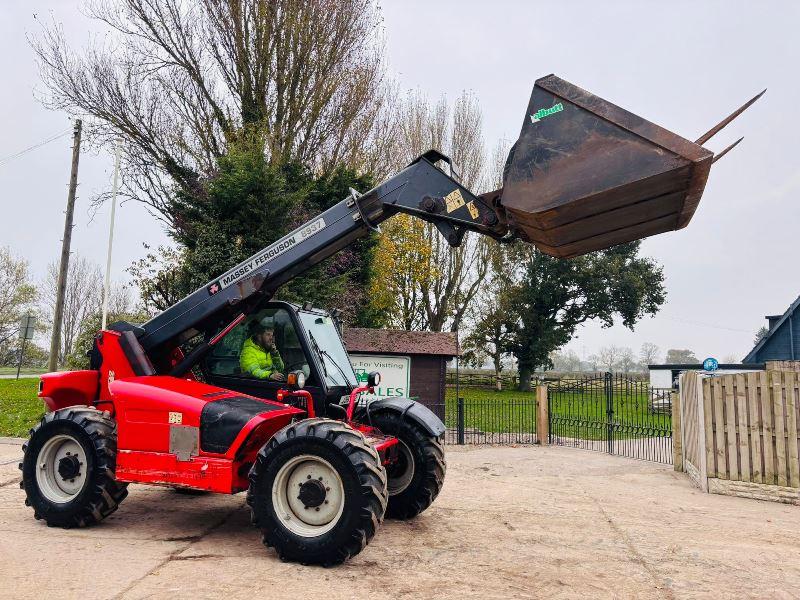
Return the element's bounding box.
[20,75,761,565]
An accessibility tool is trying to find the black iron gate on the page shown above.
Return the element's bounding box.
[548,373,673,464]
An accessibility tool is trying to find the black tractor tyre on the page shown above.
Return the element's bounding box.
[369,410,446,519]
[247,418,388,566]
[20,406,128,528]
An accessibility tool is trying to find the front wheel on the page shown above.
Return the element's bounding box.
[247,419,387,565]
[370,411,446,519]
[20,407,128,527]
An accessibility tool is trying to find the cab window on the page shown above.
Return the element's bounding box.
[205,308,311,381]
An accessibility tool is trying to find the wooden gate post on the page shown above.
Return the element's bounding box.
[537,385,549,445]
[672,390,683,472]
[695,376,709,492]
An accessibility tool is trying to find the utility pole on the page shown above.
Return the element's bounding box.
[102,140,121,330]
[48,119,82,372]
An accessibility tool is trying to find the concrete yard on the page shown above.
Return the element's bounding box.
[0,438,798,599]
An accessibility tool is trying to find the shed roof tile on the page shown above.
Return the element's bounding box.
[343,328,458,357]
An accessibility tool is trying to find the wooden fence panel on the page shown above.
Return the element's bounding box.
[702,377,715,478]
[680,368,800,503]
[712,377,725,479]
[734,374,750,481]
[723,377,738,480]
[786,372,799,488]
[746,372,762,484]
[773,371,788,487]
[682,373,697,469]
[760,372,775,485]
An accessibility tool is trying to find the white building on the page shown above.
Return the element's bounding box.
[648,362,765,389]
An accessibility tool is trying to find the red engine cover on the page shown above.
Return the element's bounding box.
[111,377,303,493]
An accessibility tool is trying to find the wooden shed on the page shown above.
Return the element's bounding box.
[342,328,458,413]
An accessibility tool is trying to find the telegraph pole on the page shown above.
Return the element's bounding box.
[101,140,121,330]
[48,119,82,372]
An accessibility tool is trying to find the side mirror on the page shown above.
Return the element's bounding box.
[367,371,381,388]
[286,370,306,389]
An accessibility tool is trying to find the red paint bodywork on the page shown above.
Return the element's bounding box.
[39,370,99,412]
[36,329,398,494]
[276,388,315,417]
[111,376,303,492]
[346,384,372,421]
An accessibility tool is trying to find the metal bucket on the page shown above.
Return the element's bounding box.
[501,75,714,258]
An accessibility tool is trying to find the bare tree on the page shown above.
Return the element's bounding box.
[597,345,624,372]
[549,349,582,373]
[375,90,494,331]
[0,247,37,349]
[33,0,392,223]
[639,342,660,366]
[617,347,637,373]
[42,256,104,366]
[462,240,516,389]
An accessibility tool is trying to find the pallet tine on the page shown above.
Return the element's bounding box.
[712,137,744,164]
[695,89,766,146]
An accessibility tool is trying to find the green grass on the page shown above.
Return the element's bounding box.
[444,386,671,440]
[0,378,45,437]
[444,387,538,436]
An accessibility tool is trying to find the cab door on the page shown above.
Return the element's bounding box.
[200,304,326,414]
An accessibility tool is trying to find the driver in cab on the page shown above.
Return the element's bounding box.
[240,320,285,381]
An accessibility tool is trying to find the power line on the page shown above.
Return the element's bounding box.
[660,315,751,334]
[0,129,73,167]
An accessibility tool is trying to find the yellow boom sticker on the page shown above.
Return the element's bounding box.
[466,201,479,219]
[444,189,466,213]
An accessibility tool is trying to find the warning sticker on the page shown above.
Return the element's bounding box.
[444,189,466,213]
[466,201,479,219]
[211,217,326,293]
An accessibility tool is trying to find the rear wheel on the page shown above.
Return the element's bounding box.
[20,407,128,527]
[371,411,446,519]
[247,418,387,565]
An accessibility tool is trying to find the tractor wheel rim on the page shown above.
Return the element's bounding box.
[386,440,415,495]
[272,454,345,538]
[35,434,87,504]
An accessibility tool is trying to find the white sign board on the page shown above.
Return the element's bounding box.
[349,354,410,400]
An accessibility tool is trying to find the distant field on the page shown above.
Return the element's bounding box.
[0,378,43,437]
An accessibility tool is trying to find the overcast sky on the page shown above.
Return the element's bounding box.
[1,1,798,363]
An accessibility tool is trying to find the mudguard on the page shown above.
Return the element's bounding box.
[357,397,445,438]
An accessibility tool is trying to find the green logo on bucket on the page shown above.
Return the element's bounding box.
[530,102,564,124]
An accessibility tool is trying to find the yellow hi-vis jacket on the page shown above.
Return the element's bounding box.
[240,337,284,379]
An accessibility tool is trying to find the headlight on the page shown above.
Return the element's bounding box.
[368,371,381,387]
[295,370,306,389]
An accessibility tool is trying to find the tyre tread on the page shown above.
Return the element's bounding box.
[246,418,388,565]
[370,411,446,519]
[20,406,127,528]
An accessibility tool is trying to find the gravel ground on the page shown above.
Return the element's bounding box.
[0,439,798,599]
